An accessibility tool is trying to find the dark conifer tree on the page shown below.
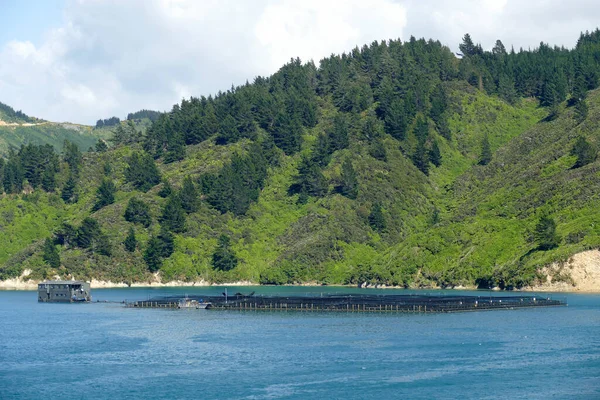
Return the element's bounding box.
[144,236,163,272]
[158,180,173,198]
[125,152,161,192]
[124,227,137,252]
[272,111,302,155]
[164,132,185,163]
[93,178,116,211]
[570,136,596,168]
[384,99,408,140]
[575,99,589,123]
[179,176,200,214]
[75,218,102,249]
[63,140,82,175]
[289,156,328,201]
[215,114,239,145]
[339,158,359,199]
[329,114,349,151]
[61,173,78,204]
[212,234,238,271]
[312,133,332,167]
[42,238,60,269]
[478,134,492,166]
[41,167,57,192]
[124,197,152,227]
[412,139,429,175]
[3,152,24,194]
[368,203,386,232]
[202,102,219,139]
[160,194,186,233]
[534,214,560,250]
[429,140,442,167]
[369,138,387,161]
[157,225,175,258]
[94,234,112,256]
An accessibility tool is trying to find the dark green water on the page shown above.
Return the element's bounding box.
[1,287,599,399]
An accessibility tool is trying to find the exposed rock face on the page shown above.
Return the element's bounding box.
[529,250,600,292]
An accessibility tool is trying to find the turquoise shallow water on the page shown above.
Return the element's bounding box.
[0,287,599,399]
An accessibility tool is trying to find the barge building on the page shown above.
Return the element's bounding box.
[38,280,91,303]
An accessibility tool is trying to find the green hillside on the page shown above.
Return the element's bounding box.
[1,31,600,288]
[0,123,111,157]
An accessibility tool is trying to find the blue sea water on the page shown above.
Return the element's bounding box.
[0,287,599,400]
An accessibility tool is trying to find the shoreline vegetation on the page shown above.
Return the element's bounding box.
[2,250,600,293]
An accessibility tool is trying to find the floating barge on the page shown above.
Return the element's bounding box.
[38,280,91,303]
[125,293,565,313]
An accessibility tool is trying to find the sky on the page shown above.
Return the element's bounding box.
[0,0,599,124]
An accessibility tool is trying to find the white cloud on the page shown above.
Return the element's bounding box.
[0,0,598,124]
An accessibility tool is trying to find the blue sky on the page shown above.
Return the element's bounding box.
[0,0,65,45]
[0,0,599,124]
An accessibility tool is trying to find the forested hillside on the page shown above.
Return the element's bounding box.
[2,30,600,289]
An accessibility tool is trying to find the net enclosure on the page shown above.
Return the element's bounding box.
[126,293,565,313]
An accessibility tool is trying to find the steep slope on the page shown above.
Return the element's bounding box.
[377,88,600,289]
[0,85,545,285]
[1,31,600,290]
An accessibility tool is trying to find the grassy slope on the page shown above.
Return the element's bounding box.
[5,85,595,288]
[0,123,113,157]
[380,89,600,287]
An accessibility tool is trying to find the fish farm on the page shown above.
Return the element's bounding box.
[125,292,566,313]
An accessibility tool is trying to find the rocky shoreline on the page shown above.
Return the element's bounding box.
[3,250,600,293]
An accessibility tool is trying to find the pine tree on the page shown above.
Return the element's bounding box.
[160,195,186,233]
[329,115,349,151]
[125,152,161,192]
[94,234,112,256]
[215,114,239,145]
[498,74,518,105]
[534,214,560,250]
[570,136,597,168]
[42,238,60,268]
[368,204,386,232]
[144,236,163,272]
[164,131,185,164]
[95,139,108,152]
[63,140,82,175]
[478,134,492,166]
[212,234,238,271]
[571,72,587,104]
[124,227,137,252]
[157,225,175,258]
[75,218,102,249]
[339,159,359,199]
[312,133,332,167]
[124,197,152,227]
[158,180,173,198]
[61,173,78,204]
[111,124,127,145]
[492,39,507,56]
[369,138,387,161]
[384,99,407,140]
[92,178,116,211]
[429,140,442,167]
[289,156,328,200]
[179,176,200,213]
[41,168,57,192]
[412,140,429,175]
[459,33,476,56]
[575,99,589,123]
